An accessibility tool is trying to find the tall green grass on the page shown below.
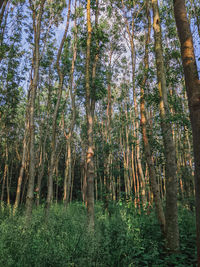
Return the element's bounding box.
[0,202,196,266]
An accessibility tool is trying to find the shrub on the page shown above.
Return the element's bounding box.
[0,202,196,266]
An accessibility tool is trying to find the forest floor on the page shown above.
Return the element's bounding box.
[0,202,196,267]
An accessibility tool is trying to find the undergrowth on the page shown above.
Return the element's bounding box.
[0,202,196,266]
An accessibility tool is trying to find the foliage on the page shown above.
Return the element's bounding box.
[0,203,196,267]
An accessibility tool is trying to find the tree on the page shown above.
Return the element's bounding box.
[45,0,71,216]
[140,0,165,234]
[173,0,200,264]
[0,1,5,10]
[152,0,179,252]
[63,1,78,206]
[25,0,46,218]
[0,2,25,210]
[85,0,95,230]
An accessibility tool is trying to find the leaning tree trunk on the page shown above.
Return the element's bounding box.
[152,0,179,252]
[173,0,200,264]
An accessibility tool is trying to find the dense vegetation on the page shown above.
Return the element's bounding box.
[0,0,200,265]
[0,203,196,266]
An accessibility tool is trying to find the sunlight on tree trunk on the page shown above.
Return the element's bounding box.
[173,0,200,264]
[152,0,179,252]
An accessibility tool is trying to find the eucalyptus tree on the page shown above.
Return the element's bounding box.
[139,0,166,234]
[34,42,55,206]
[84,0,112,227]
[120,0,147,207]
[25,0,46,218]
[45,0,71,216]
[173,0,200,264]
[98,3,126,209]
[152,0,179,252]
[85,0,96,229]
[159,1,194,204]
[63,0,78,207]
[0,2,24,206]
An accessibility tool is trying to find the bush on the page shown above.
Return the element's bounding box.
[0,202,196,266]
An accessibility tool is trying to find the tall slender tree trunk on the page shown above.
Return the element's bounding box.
[13,88,31,213]
[25,0,46,219]
[14,127,28,212]
[103,50,113,212]
[63,10,77,206]
[85,0,99,230]
[121,0,146,207]
[45,0,71,216]
[35,69,51,206]
[140,0,166,234]
[85,0,94,229]
[1,142,8,204]
[173,0,200,264]
[70,155,75,203]
[82,148,87,204]
[63,140,72,205]
[152,0,179,252]
[5,143,9,205]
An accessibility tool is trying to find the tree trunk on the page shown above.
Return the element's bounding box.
[152,0,179,252]
[85,0,94,230]
[85,0,99,230]
[63,11,77,206]
[63,141,72,206]
[121,0,147,208]
[14,126,28,212]
[25,0,46,219]
[173,0,200,264]
[45,0,71,216]
[14,88,31,213]
[35,69,51,206]
[139,0,166,234]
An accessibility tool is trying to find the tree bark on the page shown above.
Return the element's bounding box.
[140,0,166,234]
[63,9,77,206]
[121,0,146,207]
[152,0,179,252]
[35,66,52,206]
[25,0,46,219]
[173,0,200,264]
[45,0,71,217]
[85,0,94,229]
[85,0,100,229]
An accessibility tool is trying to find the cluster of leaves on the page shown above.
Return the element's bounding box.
[0,203,196,266]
